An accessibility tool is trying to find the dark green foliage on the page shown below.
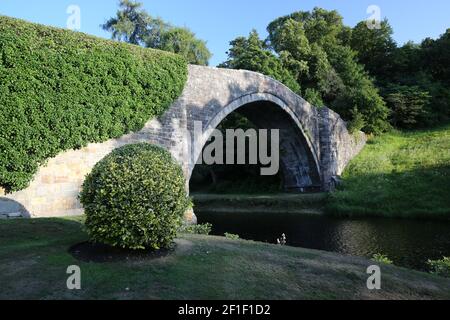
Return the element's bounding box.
[0,16,188,193]
[385,85,431,129]
[223,7,449,132]
[422,29,450,85]
[347,108,366,134]
[179,223,212,235]
[325,44,390,134]
[80,143,190,250]
[351,23,450,128]
[221,8,390,134]
[303,88,325,107]
[102,0,153,45]
[268,10,390,134]
[350,20,397,81]
[219,30,300,93]
[158,27,211,66]
[103,0,211,65]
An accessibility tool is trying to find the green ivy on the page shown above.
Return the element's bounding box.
[0,16,188,193]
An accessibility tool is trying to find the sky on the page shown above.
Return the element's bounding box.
[0,0,449,66]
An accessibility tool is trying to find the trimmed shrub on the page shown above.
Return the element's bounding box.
[80,143,190,250]
[0,16,188,193]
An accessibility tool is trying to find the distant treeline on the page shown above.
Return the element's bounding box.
[219,8,450,134]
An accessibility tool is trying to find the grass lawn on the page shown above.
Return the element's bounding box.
[1,217,450,300]
[327,124,450,219]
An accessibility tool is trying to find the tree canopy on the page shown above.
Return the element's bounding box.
[222,8,390,134]
[103,0,211,65]
[221,7,449,132]
[219,30,300,93]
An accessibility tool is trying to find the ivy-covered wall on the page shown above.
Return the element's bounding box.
[0,16,188,193]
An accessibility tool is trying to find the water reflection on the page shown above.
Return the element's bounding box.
[197,212,450,271]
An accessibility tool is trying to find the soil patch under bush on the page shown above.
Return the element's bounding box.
[69,241,175,263]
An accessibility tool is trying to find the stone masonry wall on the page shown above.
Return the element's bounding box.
[0,99,189,218]
[0,65,365,219]
[318,108,367,191]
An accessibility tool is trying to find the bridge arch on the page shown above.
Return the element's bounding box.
[187,92,323,191]
[0,65,366,219]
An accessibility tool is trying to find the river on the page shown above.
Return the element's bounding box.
[197,211,450,271]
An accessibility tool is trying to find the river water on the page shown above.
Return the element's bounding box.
[197,211,450,271]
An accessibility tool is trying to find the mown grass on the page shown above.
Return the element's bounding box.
[1,217,450,300]
[327,124,450,219]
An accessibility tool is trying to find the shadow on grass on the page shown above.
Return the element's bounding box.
[0,216,86,251]
[69,241,175,263]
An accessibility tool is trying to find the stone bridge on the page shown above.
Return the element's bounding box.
[0,65,366,220]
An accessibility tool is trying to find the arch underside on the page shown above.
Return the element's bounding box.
[238,101,321,191]
[189,94,322,192]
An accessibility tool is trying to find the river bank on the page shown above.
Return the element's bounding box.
[1,217,450,300]
[192,193,326,215]
[194,125,450,221]
[327,125,450,220]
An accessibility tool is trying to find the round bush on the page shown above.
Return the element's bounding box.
[80,143,190,250]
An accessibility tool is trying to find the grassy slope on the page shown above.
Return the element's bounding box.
[327,125,450,219]
[1,217,450,300]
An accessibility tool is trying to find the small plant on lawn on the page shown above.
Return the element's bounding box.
[179,223,212,235]
[277,233,287,246]
[80,143,190,250]
[224,233,240,240]
[428,257,450,278]
[372,253,393,265]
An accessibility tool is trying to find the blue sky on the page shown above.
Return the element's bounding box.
[1,0,449,66]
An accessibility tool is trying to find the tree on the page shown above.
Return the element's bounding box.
[102,0,153,45]
[385,85,431,129]
[422,29,450,85]
[158,27,211,66]
[103,0,212,65]
[350,20,397,81]
[220,30,300,93]
[268,8,345,47]
[263,8,389,133]
[326,44,390,133]
[390,41,423,83]
[350,20,450,128]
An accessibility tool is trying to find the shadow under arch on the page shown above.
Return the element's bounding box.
[188,92,322,192]
[0,197,31,218]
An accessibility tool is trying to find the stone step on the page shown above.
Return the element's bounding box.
[0,212,24,219]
